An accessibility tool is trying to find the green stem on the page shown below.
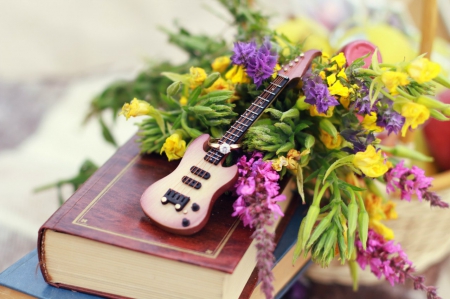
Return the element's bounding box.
[395,88,415,101]
[354,68,379,77]
[313,182,331,207]
[379,89,397,102]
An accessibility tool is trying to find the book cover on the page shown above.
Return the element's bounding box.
[37,135,296,298]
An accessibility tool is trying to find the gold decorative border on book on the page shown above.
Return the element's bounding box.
[72,154,240,259]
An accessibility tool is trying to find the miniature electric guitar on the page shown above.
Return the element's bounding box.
[141,49,321,235]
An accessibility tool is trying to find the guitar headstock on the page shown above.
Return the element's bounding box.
[277,49,322,84]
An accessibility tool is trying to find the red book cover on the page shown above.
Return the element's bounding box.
[37,135,295,298]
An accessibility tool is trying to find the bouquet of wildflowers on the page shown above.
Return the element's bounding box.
[87,1,450,298]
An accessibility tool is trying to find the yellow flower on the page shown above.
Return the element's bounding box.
[271,156,288,171]
[319,129,342,149]
[160,133,186,161]
[319,71,326,80]
[331,52,346,68]
[364,193,397,240]
[309,105,334,117]
[179,96,188,106]
[225,65,251,84]
[407,57,441,84]
[189,67,207,89]
[326,73,337,86]
[286,149,302,170]
[272,64,281,79]
[119,98,152,120]
[328,80,350,97]
[211,56,231,73]
[370,220,395,240]
[362,112,383,132]
[400,102,430,136]
[340,96,350,109]
[205,77,231,93]
[337,68,347,80]
[381,71,409,93]
[352,145,388,177]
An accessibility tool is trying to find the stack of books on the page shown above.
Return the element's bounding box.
[0,136,309,299]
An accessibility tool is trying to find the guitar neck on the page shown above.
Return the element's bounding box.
[204,74,290,165]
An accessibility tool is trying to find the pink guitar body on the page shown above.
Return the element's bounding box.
[141,49,321,235]
[141,134,238,235]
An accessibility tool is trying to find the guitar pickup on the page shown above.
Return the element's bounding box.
[190,166,211,180]
[182,176,201,189]
[161,189,190,211]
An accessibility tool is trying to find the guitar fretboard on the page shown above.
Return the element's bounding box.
[204,74,289,165]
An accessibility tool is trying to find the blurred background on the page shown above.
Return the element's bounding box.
[0,0,449,298]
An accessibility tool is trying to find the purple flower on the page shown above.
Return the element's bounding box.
[356,229,441,298]
[302,75,339,114]
[376,109,405,135]
[246,38,278,87]
[232,151,286,299]
[230,38,278,88]
[231,40,257,65]
[384,161,448,208]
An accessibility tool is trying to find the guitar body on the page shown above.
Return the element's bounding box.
[141,134,238,235]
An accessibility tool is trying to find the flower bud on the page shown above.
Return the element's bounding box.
[296,95,311,110]
[319,118,338,140]
[306,209,335,249]
[358,210,369,250]
[322,226,337,261]
[274,122,293,135]
[312,232,328,260]
[301,205,320,250]
[203,72,221,89]
[337,229,347,264]
[188,106,215,115]
[347,201,358,237]
[166,81,182,97]
[304,134,315,149]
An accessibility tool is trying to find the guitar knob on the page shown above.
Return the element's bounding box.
[182,218,190,227]
[192,203,200,212]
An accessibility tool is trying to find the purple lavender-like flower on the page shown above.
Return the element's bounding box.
[246,38,278,87]
[232,152,286,299]
[376,109,405,135]
[384,161,448,208]
[302,75,339,114]
[231,40,257,65]
[356,229,442,299]
[351,82,378,115]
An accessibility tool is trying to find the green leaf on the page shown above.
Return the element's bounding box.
[323,155,354,183]
[161,72,190,84]
[99,117,117,147]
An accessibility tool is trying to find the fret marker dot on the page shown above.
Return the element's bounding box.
[161,197,167,203]
[284,68,288,71]
[294,58,299,62]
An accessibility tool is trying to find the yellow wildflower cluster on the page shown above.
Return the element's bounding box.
[381,71,409,94]
[361,112,383,133]
[119,98,152,120]
[319,129,342,149]
[160,133,186,161]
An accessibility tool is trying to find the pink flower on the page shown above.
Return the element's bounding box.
[232,152,286,299]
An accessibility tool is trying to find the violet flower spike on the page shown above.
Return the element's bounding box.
[384,161,448,207]
[356,229,442,299]
[232,152,286,299]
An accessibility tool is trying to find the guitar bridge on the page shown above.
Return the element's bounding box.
[161,189,190,211]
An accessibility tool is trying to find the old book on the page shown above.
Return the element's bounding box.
[0,201,308,299]
[37,135,297,299]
